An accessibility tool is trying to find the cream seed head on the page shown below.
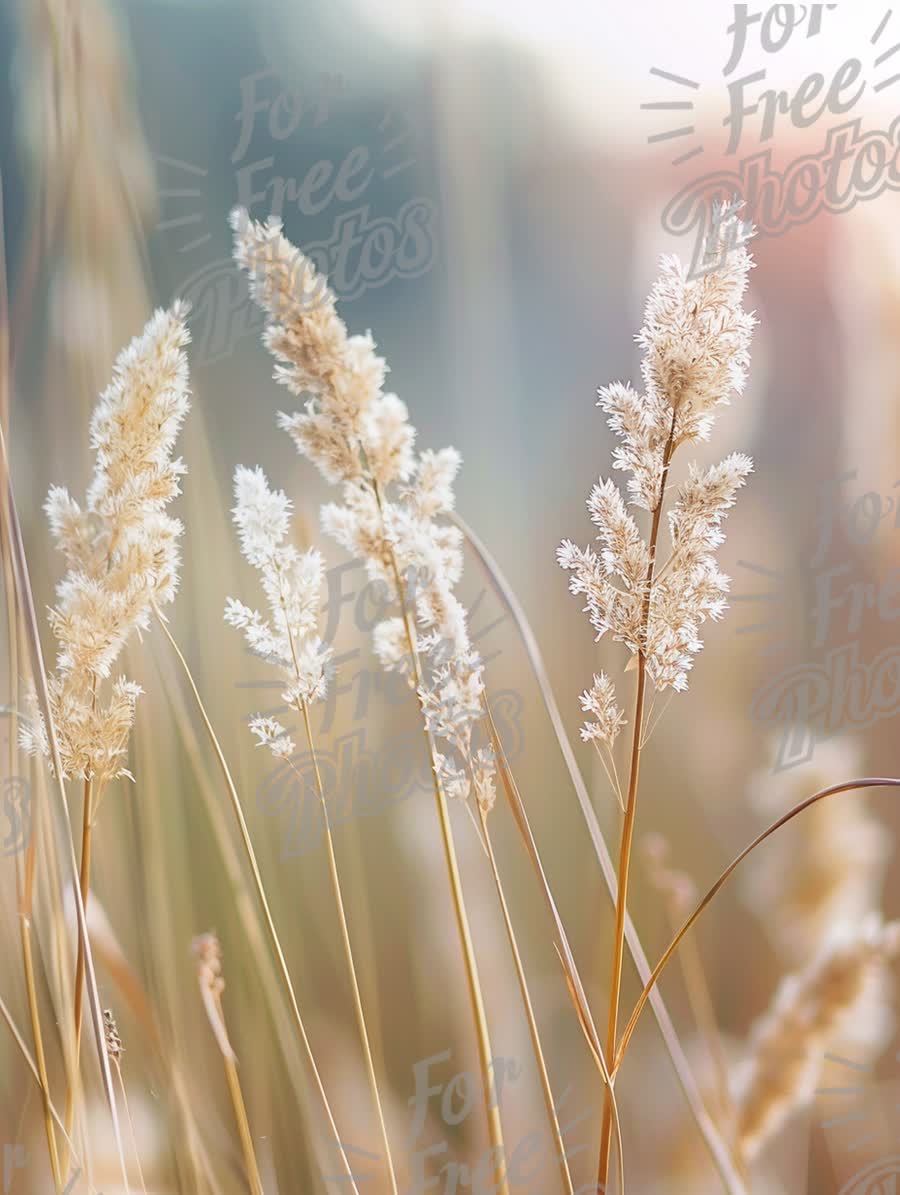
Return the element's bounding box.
[579,673,626,748]
[233,213,496,810]
[732,916,900,1162]
[192,931,236,1062]
[248,716,296,761]
[21,303,191,783]
[225,465,334,758]
[560,219,755,700]
[232,208,404,490]
[638,206,756,446]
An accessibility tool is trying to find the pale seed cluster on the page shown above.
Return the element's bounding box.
[191,931,235,1061]
[638,224,755,448]
[224,465,333,757]
[559,210,756,723]
[579,672,626,748]
[732,916,900,1162]
[103,1009,124,1061]
[20,303,191,784]
[231,210,494,811]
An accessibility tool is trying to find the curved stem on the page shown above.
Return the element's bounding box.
[149,622,329,1179]
[647,863,744,1180]
[614,777,900,1072]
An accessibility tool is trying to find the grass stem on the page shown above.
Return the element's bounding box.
[298,699,399,1195]
[597,417,677,1191]
[373,479,510,1195]
[61,775,94,1180]
[477,803,574,1195]
[153,606,360,1195]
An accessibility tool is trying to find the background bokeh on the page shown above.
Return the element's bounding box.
[2,1,900,1191]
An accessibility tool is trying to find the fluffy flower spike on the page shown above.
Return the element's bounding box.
[232,210,494,809]
[225,465,334,757]
[560,209,755,697]
[733,916,900,1162]
[21,304,191,784]
[579,673,625,747]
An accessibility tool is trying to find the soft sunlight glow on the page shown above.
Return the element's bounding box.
[350,0,897,141]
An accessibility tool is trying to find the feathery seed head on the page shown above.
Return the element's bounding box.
[234,215,494,811]
[579,672,626,747]
[638,206,755,444]
[225,465,334,756]
[22,304,191,783]
[248,716,296,760]
[733,916,900,1162]
[560,227,755,698]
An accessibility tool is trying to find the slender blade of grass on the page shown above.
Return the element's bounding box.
[0,990,78,1156]
[616,777,900,1069]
